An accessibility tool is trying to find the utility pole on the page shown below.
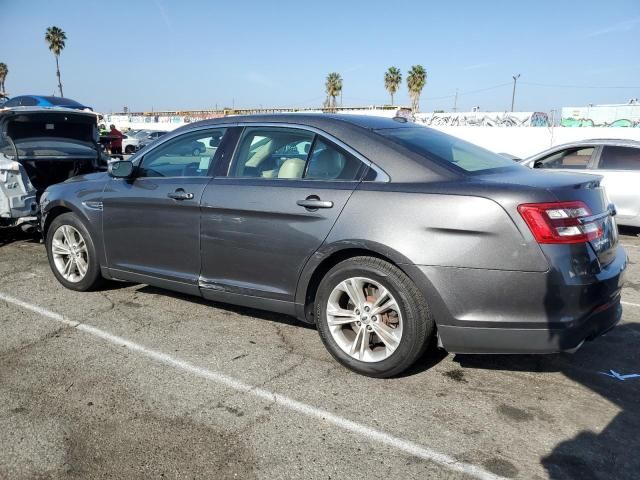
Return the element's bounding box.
[453,88,458,112]
[511,74,520,112]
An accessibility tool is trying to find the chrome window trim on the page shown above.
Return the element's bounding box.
[227,122,390,182]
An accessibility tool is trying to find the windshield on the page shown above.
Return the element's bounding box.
[376,126,520,174]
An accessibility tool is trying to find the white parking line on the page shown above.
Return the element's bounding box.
[0,291,505,480]
[622,301,640,308]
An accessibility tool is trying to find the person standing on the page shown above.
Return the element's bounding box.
[109,124,124,159]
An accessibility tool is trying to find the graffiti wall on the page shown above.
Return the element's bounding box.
[415,111,550,127]
[561,104,640,127]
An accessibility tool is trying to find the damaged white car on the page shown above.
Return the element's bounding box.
[0,107,107,231]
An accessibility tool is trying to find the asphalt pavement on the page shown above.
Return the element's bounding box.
[1,229,639,479]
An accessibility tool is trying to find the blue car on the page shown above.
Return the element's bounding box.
[3,95,91,110]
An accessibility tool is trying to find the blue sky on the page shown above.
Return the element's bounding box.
[1,0,639,113]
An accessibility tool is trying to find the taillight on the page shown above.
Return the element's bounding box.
[518,201,604,244]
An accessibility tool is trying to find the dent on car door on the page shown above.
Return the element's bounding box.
[199,126,369,311]
[101,127,229,291]
[595,146,640,220]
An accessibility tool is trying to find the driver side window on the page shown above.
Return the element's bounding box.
[534,147,594,170]
[138,128,227,178]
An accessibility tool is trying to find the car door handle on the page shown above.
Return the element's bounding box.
[297,197,334,209]
[167,190,194,200]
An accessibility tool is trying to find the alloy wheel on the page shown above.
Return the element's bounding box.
[51,225,89,283]
[326,276,403,362]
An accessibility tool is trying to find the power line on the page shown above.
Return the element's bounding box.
[425,82,512,101]
[521,81,640,89]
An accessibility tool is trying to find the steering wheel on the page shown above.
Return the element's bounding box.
[182,162,202,176]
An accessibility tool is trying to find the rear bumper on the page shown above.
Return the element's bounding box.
[412,244,627,354]
[436,300,622,354]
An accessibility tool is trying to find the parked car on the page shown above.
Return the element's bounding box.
[122,133,142,154]
[138,130,168,148]
[2,95,92,111]
[0,107,107,230]
[521,139,640,227]
[40,115,626,377]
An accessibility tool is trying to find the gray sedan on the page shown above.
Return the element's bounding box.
[39,115,626,377]
[521,139,640,227]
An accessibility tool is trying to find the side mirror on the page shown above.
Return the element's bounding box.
[108,160,134,178]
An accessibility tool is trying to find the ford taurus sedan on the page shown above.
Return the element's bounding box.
[39,114,627,377]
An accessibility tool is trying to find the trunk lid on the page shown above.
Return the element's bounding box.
[0,108,103,195]
[476,168,618,265]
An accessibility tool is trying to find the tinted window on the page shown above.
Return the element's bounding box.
[534,147,593,170]
[4,97,21,107]
[377,127,516,173]
[230,127,314,179]
[598,146,640,170]
[20,96,39,106]
[42,96,83,106]
[306,139,365,180]
[138,128,226,178]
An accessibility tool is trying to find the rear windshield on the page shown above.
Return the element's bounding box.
[42,96,84,106]
[376,126,519,174]
[1,138,96,159]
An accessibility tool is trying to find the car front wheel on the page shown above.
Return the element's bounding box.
[315,256,434,377]
[46,212,103,291]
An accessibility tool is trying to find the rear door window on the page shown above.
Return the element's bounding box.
[229,127,367,181]
[230,127,314,179]
[597,146,640,170]
[534,147,594,169]
[305,138,366,180]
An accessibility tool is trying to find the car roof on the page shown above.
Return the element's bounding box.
[188,113,417,131]
[0,106,98,119]
[543,138,640,150]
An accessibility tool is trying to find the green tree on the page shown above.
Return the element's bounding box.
[45,26,67,97]
[406,65,427,112]
[0,63,8,95]
[324,72,343,109]
[384,67,402,105]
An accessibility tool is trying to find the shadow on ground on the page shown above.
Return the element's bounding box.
[455,323,640,479]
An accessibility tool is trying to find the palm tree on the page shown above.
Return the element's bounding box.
[384,67,402,105]
[45,26,67,97]
[406,65,427,112]
[0,63,7,96]
[324,72,343,110]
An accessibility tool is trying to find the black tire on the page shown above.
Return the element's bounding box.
[125,145,135,154]
[192,147,202,156]
[315,256,434,378]
[46,212,103,291]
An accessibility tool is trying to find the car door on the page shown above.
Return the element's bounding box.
[199,125,369,312]
[593,145,640,221]
[102,127,229,293]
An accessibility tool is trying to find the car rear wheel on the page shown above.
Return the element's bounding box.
[46,212,103,291]
[315,256,434,377]
[125,145,135,154]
